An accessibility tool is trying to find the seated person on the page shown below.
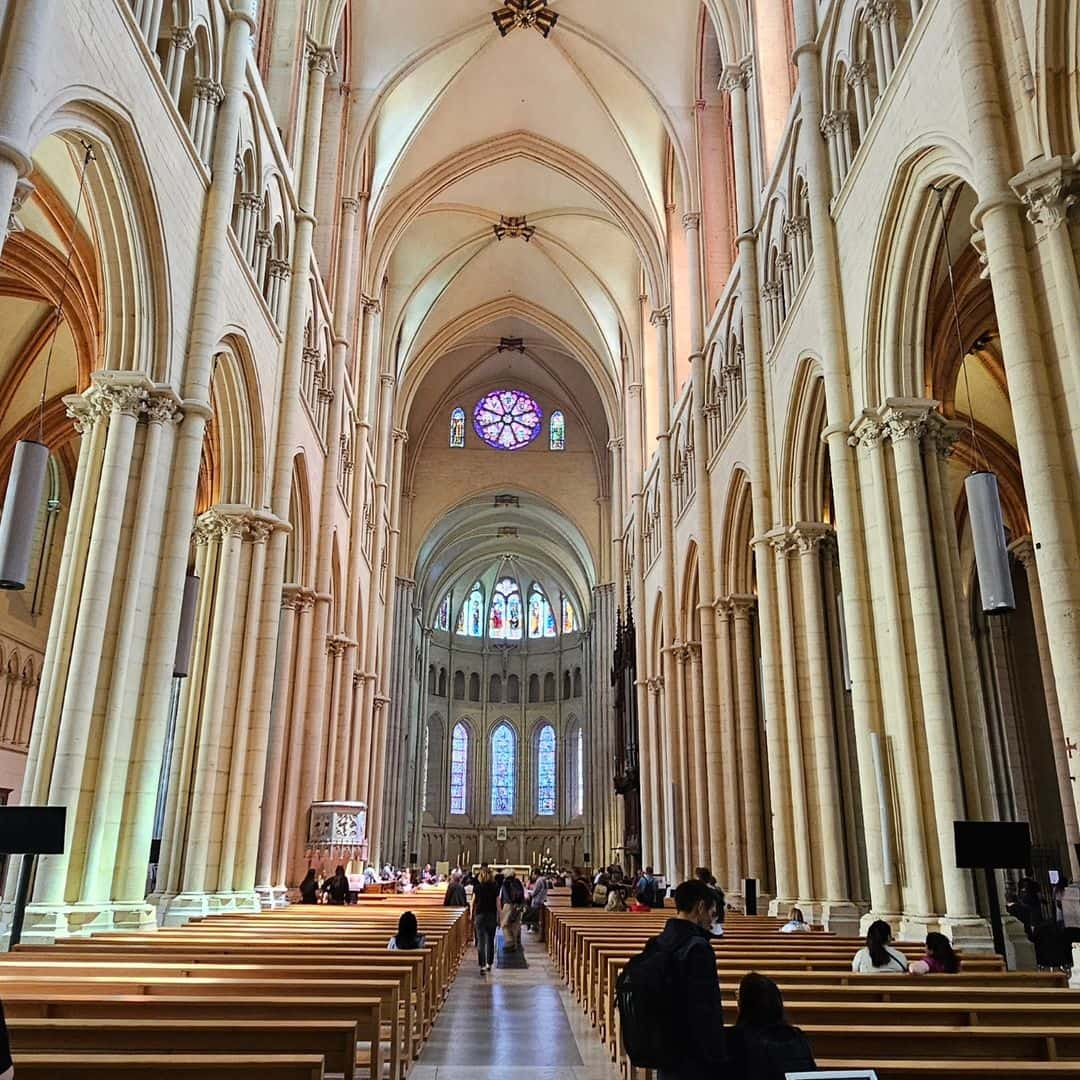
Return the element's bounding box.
[388,910,427,950]
[852,919,908,973]
[909,931,960,974]
[778,906,811,933]
[726,972,817,1080]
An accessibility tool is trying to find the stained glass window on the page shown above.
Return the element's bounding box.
[449,723,468,815]
[473,389,543,450]
[527,586,557,638]
[561,595,578,634]
[490,724,516,815]
[457,583,484,637]
[550,410,565,451]
[537,724,556,815]
[450,407,466,448]
[574,727,584,817]
[490,577,523,640]
[435,594,450,631]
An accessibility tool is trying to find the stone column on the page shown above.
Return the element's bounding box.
[164,26,194,102]
[885,403,981,928]
[646,677,666,871]
[367,429,408,864]
[356,372,396,803]
[78,390,181,904]
[685,643,711,872]
[1010,160,1080,472]
[671,645,692,872]
[851,415,933,919]
[1014,537,1080,877]
[33,378,146,908]
[218,517,272,899]
[731,596,766,896]
[255,588,300,902]
[769,529,813,908]
[651,307,681,878]
[721,58,791,907]
[923,416,994,822]
[953,0,1080,839]
[793,0,894,920]
[0,1,54,265]
[713,603,742,893]
[110,2,255,916]
[684,211,727,880]
[793,525,858,931]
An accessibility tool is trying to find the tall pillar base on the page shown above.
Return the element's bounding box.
[859,909,903,935]
[1002,915,1036,971]
[256,885,290,909]
[819,900,861,937]
[0,900,158,946]
[155,889,262,926]
[767,897,797,917]
[939,914,995,954]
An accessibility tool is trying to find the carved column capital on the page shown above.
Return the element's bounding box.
[682,212,701,231]
[718,58,753,94]
[848,412,886,450]
[729,593,757,618]
[1011,156,1077,231]
[171,25,195,50]
[790,522,834,555]
[649,306,671,327]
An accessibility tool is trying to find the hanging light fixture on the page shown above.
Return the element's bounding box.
[172,572,201,678]
[934,185,1015,614]
[0,141,95,590]
[492,0,558,38]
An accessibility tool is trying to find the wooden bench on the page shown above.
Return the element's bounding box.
[11,1053,326,1079]
[3,994,382,1079]
[8,1017,357,1080]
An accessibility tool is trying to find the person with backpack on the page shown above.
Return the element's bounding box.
[498,868,526,951]
[636,865,661,908]
[616,878,728,1079]
[726,972,816,1079]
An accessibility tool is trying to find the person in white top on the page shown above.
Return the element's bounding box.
[851,919,909,974]
[778,906,812,933]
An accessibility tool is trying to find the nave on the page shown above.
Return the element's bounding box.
[414,931,619,1080]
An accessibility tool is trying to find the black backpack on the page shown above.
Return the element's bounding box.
[503,878,525,904]
[615,935,697,1070]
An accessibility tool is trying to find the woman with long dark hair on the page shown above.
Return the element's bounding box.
[727,973,817,1079]
[851,919,908,973]
[388,910,426,951]
[909,932,961,974]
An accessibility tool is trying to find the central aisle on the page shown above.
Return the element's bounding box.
[413,929,621,1080]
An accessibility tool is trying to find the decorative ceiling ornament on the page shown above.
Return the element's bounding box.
[493,215,535,242]
[498,337,526,353]
[492,0,558,39]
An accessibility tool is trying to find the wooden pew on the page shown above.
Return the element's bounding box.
[0,973,405,1080]
[12,1053,326,1079]
[2,995,382,1080]
[8,1018,357,1080]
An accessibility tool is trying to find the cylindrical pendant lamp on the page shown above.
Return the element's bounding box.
[966,470,1015,614]
[172,572,201,677]
[0,440,50,589]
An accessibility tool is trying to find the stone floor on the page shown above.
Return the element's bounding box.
[412,927,621,1080]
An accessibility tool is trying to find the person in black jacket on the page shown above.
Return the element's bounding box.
[726,972,815,1080]
[299,868,319,904]
[443,869,468,907]
[654,878,727,1080]
[322,865,351,905]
